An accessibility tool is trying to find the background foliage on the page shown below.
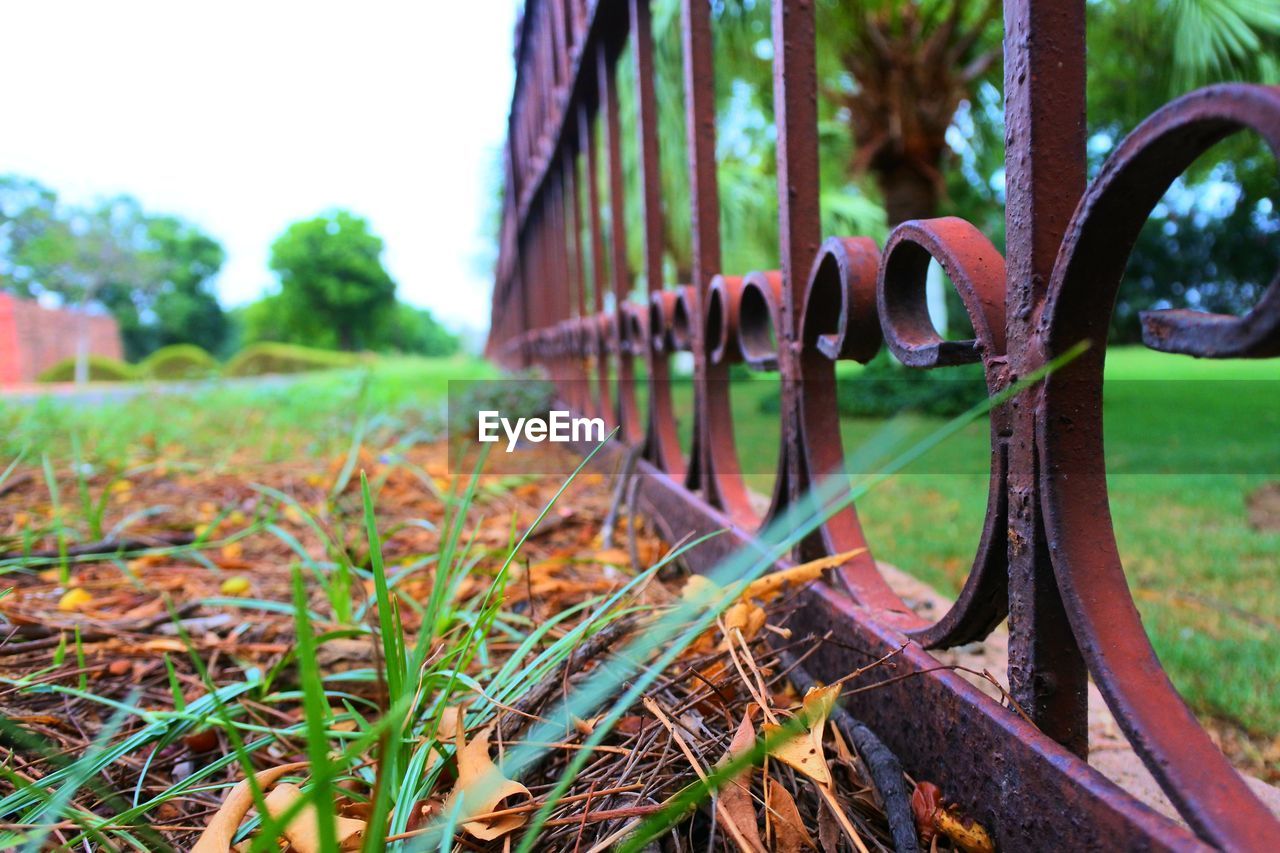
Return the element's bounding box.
[599,0,1280,343]
[0,182,459,365]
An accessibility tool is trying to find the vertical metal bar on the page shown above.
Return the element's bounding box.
[567,0,584,46]
[548,0,567,90]
[557,164,578,404]
[1003,0,1089,755]
[547,175,567,395]
[566,154,587,323]
[600,44,643,443]
[559,0,579,71]
[681,0,721,296]
[771,0,821,510]
[771,0,821,340]
[530,203,545,337]
[581,104,614,425]
[565,151,589,413]
[681,0,720,494]
[630,0,685,478]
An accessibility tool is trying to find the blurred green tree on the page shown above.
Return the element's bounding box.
[268,210,397,351]
[100,215,230,359]
[380,302,460,356]
[4,194,166,381]
[2,177,232,363]
[231,291,337,350]
[0,175,63,298]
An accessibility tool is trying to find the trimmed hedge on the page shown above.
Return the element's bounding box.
[138,344,219,380]
[37,355,136,383]
[758,356,987,418]
[222,342,369,377]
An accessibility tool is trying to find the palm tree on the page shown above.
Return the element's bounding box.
[708,0,1278,227]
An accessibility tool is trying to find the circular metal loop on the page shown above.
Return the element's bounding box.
[1040,83,1280,845]
[648,290,680,353]
[875,219,1011,647]
[792,236,906,615]
[800,236,883,363]
[620,302,648,357]
[594,312,615,354]
[699,274,766,527]
[576,315,595,355]
[738,270,784,370]
[706,275,745,365]
[670,285,697,352]
[878,216,1007,368]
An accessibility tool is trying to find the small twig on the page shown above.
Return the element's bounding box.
[383,784,647,842]
[1,532,197,562]
[600,445,642,549]
[624,471,643,571]
[0,600,203,655]
[0,472,34,499]
[784,654,917,853]
[572,780,598,853]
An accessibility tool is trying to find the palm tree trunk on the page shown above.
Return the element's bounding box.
[876,164,939,226]
[875,165,948,334]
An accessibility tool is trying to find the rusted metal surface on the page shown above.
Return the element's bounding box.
[488,0,1280,847]
[623,446,1205,851]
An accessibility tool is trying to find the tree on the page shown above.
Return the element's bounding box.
[2,178,231,365]
[146,216,229,354]
[818,1,1000,225]
[232,291,340,351]
[234,292,459,357]
[12,196,166,382]
[707,0,999,228]
[0,175,62,298]
[380,302,460,356]
[100,215,230,359]
[708,0,1278,226]
[269,211,397,351]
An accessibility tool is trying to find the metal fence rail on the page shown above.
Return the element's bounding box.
[489,0,1280,847]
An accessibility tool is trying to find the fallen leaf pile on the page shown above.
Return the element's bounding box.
[0,438,989,850]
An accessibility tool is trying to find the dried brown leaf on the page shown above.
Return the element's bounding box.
[722,601,768,643]
[935,806,995,853]
[444,724,533,840]
[911,781,942,845]
[766,781,815,852]
[191,761,308,853]
[715,711,766,853]
[741,548,865,603]
[263,782,367,851]
[763,684,841,787]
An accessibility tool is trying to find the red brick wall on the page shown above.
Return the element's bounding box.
[0,293,125,384]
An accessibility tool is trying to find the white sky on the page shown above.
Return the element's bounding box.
[1,0,520,336]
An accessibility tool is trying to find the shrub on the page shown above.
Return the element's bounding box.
[37,356,136,383]
[757,353,987,418]
[138,344,219,380]
[222,342,370,377]
[832,360,986,417]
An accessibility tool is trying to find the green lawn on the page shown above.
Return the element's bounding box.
[710,348,1280,744]
[0,355,496,465]
[4,349,1277,749]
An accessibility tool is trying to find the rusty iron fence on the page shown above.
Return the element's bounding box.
[488,0,1280,847]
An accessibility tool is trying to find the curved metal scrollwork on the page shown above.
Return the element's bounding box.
[1037,82,1280,846]
[489,0,1280,844]
[877,218,1013,648]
